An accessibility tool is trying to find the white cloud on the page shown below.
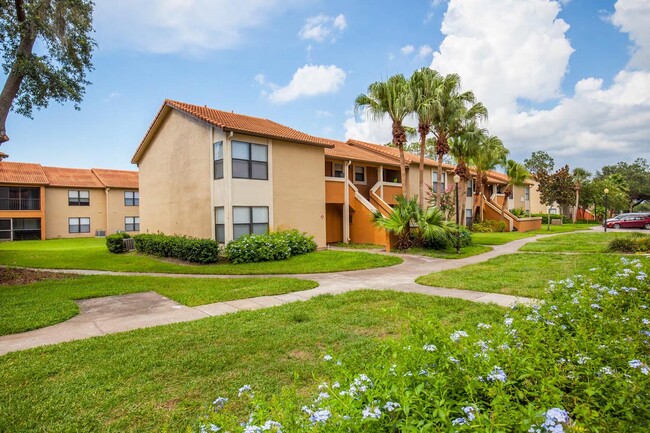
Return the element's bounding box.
[298,14,347,43]
[418,45,433,58]
[268,65,346,103]
[611,0,650,68]
[94,0,305,53]
[400,45,415,55]
[316,110,333,117]
[344,0,650,170]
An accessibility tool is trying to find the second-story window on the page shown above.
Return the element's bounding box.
[232,141,268,180]
[354,165,366,184]
[214,141,224,179]
[124,191,139,206]
[0,187,40,210]
[333,163,344,178]
[525,186,530,201]
[432,172,446,193]
[68,190,89,206]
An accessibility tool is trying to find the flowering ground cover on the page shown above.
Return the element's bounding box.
[0,291,503,432]
[0,238,402,274]
[417,253,607,298]
[0,273,318,336]
[200,256,650,432]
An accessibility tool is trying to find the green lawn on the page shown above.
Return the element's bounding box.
[0,291,504,433]
[520,231,636,253]
[0,238,402,274]
[0,274,318,336]
[471,224,595,245]
[334,242,384,250]
[404,244,493,259]
[416,253,610,298]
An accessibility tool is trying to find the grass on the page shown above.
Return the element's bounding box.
[470,224,595,245]
[416,253,610,298]
[520,232,636,253]
[0,238,402,274]
[0,274,318,336]
[334,242,384,250]
[404,244,492,259]
[0,291,504,433]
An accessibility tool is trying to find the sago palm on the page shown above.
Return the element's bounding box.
[572,167,591,223]
[501,160,529,220]
[373,195,419,250]
[355,75,413,196]
[429,73,487,207]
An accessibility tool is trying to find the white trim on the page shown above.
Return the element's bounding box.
[325,176,345,182]
[352,164,367,185]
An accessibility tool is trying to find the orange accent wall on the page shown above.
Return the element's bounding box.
[382,185,401,205]
[325,180,345,204]
[325,203,343,243]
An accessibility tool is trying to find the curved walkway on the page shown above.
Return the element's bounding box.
[0,229,594,356]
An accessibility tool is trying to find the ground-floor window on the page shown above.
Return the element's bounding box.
[215,207,225,243]
[465,209,473,226]
[124,216,140,232]
[0,219,11,240]
[69,217,90,233]
[233,206,269,240]
[12,218,41,240]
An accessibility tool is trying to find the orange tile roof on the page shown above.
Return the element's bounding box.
[347,139,457,171]
[325,140,399,166]
[133,100,337,163]
[0,162,49,185]
[91,168,138,189]
[41,166,104,188]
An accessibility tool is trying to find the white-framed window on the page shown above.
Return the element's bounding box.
[353,165,366,184]
[124,191,139,206]
[432,172,446,193]
[525,186,530,201]
[233,206,269,240]
[215,207,225,243]
[68,190,89,206]
[333,163,344,178]
[465,209,473,226]
[125,216,140,232]
[232,141,268,180]
[466,179,474,196]
[69,217,90,233]
[214,141,224,179]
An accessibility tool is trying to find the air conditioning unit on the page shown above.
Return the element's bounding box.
[95,229,106,237]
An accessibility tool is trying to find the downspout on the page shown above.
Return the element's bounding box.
[343,160,351,243]
[105,187,110,235]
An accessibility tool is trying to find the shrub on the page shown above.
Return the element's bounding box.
[199,256,650,432]
[533,213,571,224]
[133,233,220,264]
[609,234,650,253]
[471,220,507,233]
[225,230,317,264]
[105,232,130,254]
[509,208,527,218]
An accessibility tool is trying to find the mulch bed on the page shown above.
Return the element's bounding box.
[0,268,76,286]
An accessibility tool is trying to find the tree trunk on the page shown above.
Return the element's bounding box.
[0,0,38,144]
[572,189,579,223]
[436,155,444,207]
[459,178,467,226]
[398,145,408,197]
[418,131,426,209]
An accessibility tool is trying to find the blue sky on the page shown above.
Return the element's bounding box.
[3,0,648,173]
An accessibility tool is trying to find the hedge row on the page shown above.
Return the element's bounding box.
[471,220,507,233]
[106,232,131,254]
[225,230,317,264]
[609,233,650,253]
[133,233,220,264]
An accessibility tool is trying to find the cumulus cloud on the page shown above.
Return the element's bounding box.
[298,14,347,43]
[268,65,346,103]
[418,45,433,58]
[344,0,650,170]
[94,0,305,53]
[400,45,415,55]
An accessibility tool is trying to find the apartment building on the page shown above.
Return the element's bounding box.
[133,100,541,248]
[0,162,139,241]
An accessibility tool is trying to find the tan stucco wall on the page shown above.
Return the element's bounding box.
[137,109,212,238]
[272,140,326,246]
[528,181,546,214]
[44,187,106,238]
[106,188,140,234]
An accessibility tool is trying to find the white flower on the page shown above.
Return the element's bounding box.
[362,405,381,419]
[323,354,333,361]
[423,344,437,352]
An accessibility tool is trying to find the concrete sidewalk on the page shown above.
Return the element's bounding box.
[0,230,570,356]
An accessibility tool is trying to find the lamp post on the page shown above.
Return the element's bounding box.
[603,188,609,233]
[454,174,461,254]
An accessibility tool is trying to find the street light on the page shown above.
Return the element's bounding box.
[454,174,461,254]
[603,188,609,233]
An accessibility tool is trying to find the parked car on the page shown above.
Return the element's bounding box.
[605,214,650,229]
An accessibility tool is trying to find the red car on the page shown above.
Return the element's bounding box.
[606,214,650,230]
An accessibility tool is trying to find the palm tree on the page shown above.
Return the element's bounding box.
[470,135,508,223]
[571,167,591,223]
[429,73,487,207]
[501,160,529,220]
[355,75,412,196]
[449,122,486,226]
[409,68,442,208]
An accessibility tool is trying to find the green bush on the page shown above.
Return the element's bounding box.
[225,230,317,264]
[471,220,507,233]
[200,256,650,432]
[533,213,571,224]
[105,232,131,254]
[509,208,527,218]
[608,234,650,253]
[133,233,220,264]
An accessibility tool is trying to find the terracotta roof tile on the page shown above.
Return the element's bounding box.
[0,162,49,185]
[347,139,456,171]
[91,168,138,189]
[325,140,399,166]
[41,166,104,188]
